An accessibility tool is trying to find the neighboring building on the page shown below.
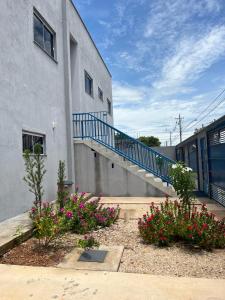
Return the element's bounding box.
[176,115,225,207]
[0,0,112,221]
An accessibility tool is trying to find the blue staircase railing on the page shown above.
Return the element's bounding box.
[73,112,175,184]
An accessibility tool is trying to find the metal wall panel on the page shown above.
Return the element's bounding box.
[208,122,225,206]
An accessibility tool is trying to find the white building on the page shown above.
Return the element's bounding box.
[0,0,175,222]
[0,0,112,221]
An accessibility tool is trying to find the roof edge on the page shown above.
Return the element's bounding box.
[176,114,225,147]
[69,0,112,78]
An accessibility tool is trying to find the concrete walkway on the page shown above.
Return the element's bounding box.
[100,196,225,220]
[0,264,224,300]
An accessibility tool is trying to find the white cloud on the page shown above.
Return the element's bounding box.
[153,26,225,92]
[144,0,222,39]
[113,82,147,104]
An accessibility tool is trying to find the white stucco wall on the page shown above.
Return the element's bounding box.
[0,0,112,221]
[74,143,164,197]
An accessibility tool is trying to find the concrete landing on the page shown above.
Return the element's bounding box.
[0,264,224,300]
[99,196,225,220]
[58,245,124,272]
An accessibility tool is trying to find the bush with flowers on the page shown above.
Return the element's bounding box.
[60,192,120,234]
[30,202,63,247]
[138,199,225,249]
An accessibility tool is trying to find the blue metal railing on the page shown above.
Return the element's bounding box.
[73,112,175,184]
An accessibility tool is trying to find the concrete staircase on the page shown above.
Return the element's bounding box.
[77,140,176,197]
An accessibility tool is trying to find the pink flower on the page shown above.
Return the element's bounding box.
[79,203,85,209]
[66,211,73,219]
[60,208,65,213]
[72,195,78,203]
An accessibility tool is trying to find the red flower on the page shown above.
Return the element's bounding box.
[188,234,193,239]
[202,223,208,230]
[147,215,154,222]
[187,225,193,231]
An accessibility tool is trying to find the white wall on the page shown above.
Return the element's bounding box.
[74,143,164,197]
[0,0,112,221]
[67,0,113,124]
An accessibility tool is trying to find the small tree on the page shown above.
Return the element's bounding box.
[23,143,46,215]
[170,163,195,210]
[138,136,161,147]
[57,160,67,209]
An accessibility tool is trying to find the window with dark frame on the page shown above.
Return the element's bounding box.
[33,11,55,59]
[98,87,103,101]
[107,99,112,115]
[22,132,45,155]
[85,71,93,96]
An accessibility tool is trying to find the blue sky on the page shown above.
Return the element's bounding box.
[73,0,225,144]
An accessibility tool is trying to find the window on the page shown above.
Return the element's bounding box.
[33,10,55,59]
[98,87,103,101]
[85,71,93,96]
[22,132,45,154]
[107,99,112,115]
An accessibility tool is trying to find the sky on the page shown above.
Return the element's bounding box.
[73,0,225,145]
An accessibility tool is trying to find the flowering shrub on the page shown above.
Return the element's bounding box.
[138,200,225,249]
[61,193,120,234]
[170,163,196,207]
[30,202,62,247]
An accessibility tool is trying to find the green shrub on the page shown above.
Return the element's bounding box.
[138,200,225,249]
[57,160,68,209]
[23,143,46,214]
[77,235,99,249]
[170,163,196,208]
[30,202,62,247]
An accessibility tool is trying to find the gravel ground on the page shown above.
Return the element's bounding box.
[1,219,224,278]
[91,219,225,279]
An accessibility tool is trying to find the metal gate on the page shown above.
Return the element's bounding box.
[207,122,225,207]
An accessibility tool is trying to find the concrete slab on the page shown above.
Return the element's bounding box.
[0,264,225,300]
[99,196,225,220]
[58,245,124,272]
[100,196,177,204]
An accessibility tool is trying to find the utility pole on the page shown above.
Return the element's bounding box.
[175,114,184,143]
[169,131,172,146]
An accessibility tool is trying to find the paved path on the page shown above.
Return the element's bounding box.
[100,196,225,220]
[0,264,224,300]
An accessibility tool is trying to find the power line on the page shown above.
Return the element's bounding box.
[183,88,225,131]
[187,95,225,130]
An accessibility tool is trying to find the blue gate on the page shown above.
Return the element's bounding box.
[207,121,225,207]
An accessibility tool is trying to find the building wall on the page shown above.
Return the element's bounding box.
[0,0,112,221]
[152,146,176,160]
[67,1,113,124]
[74,143,164,197]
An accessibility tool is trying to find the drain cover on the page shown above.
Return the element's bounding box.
[78,250,108,263]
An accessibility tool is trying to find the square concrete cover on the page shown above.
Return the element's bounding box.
[57,245,124,272]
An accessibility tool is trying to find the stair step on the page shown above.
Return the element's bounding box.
[145,173,154,178]
[137,169,146,173]
[129,165,138,168]
[154,178,163,183]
